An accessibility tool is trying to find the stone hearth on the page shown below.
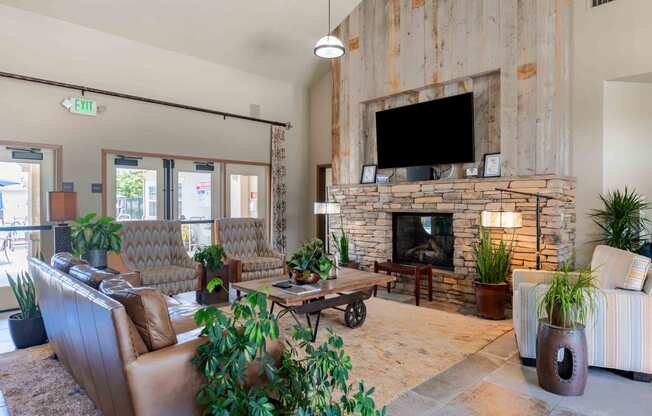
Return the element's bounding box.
[329,175,576,307]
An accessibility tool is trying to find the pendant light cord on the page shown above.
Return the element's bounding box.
[328,0,332,36]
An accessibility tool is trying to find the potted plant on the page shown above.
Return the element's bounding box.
[192,244,227,305]
[7,271,47,349]
[193,290,385,415]
[332,231,358,269]
[473,227,512,320]
[536,266,600,396]
[71,212,122,269]
[287,239,334,284]
[590,187,649,252]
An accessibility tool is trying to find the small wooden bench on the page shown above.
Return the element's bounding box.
[373,260,433,306]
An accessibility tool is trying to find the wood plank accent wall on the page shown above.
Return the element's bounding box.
[331,0,571,185]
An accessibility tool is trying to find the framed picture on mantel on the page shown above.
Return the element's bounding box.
[360,164,377,184]
[482,153,501,177]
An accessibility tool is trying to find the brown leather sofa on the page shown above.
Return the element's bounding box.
[29,253,281,416]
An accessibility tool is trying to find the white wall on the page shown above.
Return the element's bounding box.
[0,5,310,252]
[572,0,652,264]
[603,81,652,201]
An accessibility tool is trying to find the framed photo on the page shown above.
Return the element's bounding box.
[360,164,378,184]
[483,153,501,177]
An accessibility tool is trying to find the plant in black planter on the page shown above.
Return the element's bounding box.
[7,271,47,349]
[193,244,226,304]
[590,187,650,252]
[536,265,601,396]
[193,290,386,415]
[473,227,512,320]
[71,212,122,269]
[287,239,334,284]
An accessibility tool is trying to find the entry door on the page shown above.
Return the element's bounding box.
[106,155,165,221]
[225,164,268,222]
[174,160,220,253]
[0,146,56,310]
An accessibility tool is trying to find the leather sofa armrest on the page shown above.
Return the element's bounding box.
[126,336,207,416]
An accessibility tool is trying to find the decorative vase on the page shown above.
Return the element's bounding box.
[536,321,588,396]
[291,270,320,285]
[328,255,338,280]
[86,249,107,269]
[8,314,48,349]
[474,280,507,320]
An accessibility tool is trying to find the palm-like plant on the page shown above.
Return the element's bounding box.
[7,271,40,320]
[474,227,513,284]
[590,187,649,252]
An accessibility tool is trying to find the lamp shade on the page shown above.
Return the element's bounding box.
[481,210,523,229]
[48,191,78,222]
[314,35,345,59]
[314,202,341,215]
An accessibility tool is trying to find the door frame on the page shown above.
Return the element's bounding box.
[0,139,63,191]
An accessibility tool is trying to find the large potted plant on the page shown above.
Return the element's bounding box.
[193,244,227,305]
[193,289,385,415]
[7,271,47,349]
[536,266,600,396]
[590,187,649,252]
[287,239,334,284]
[473,227,512,320]
[71,212,122,269]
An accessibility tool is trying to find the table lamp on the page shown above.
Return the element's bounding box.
[48,191,78,253]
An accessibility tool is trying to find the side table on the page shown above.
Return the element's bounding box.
[196,264,230,305]
[373,260,433,306]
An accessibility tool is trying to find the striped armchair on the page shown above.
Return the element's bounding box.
[108,221,201,295]
[513,245,652,379]
[214,218,285,282]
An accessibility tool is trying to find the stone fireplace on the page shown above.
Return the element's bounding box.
[329,175,576,308]
[393,213,454,270]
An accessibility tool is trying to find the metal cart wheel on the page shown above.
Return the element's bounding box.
[344,300,367,328]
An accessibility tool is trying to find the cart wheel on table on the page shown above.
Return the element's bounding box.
[344,300,367,328]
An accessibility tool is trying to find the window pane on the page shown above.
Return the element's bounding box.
[229,174,259,218]
[178,171,212,254]
[116,168,157,220]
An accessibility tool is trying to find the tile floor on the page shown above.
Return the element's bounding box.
[0,311,14,416]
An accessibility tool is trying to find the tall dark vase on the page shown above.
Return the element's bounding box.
[536,321,588,396]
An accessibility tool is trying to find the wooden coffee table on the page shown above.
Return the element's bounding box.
[231,267,395,341]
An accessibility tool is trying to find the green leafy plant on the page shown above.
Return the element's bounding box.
[193,291,385,416]
[71,213,122,256]
[473,227,513,284]
[537,264,601,329]
[590,187,650,252]
[193,245,226,293]
[332,231,350,264]
[287,239,334,280]
[7,271,40,320]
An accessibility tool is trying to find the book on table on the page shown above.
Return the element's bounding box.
[281,284,321,296]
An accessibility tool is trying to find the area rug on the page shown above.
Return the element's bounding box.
[0,298,511,415]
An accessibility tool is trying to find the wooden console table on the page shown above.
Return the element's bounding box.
[373,261,433,306]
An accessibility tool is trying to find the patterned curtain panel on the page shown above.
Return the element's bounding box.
[270,125,287,253]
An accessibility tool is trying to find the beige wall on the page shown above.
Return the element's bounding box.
[0,5,310,252]
[572,0,652,264]
[603,81,652,203]
[306,71,332,238]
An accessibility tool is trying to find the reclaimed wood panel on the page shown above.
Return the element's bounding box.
[331,0,571,184]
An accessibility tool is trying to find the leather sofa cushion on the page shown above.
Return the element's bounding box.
[69,265,115,289]
[51,252,86,273]
[107,286,178,351]
[241,256,284,272]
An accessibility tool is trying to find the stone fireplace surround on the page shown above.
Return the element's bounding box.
[328,175,576,308]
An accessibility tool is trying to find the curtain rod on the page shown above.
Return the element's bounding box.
[0,70,292,129]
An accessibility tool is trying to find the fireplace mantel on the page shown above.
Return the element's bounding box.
[328,175,576,307]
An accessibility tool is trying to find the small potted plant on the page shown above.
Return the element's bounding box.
[71,212,122,269]
[287,239,334,284]
[473,227,512,320]
[193,244,227,305]
[7,271,47,349]
[332,231,358,269]
[536,266,600,396]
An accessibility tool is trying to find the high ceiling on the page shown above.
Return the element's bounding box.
[0,0,360,85]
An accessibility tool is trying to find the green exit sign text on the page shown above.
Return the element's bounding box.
[62,97,98,116]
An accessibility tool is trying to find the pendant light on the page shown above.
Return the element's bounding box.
[314,0,345,59]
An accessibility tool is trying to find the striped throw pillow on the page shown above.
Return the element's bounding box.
[620,255,651,291]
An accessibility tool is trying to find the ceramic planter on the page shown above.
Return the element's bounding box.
[474,280,507,320]
[196,265,229,305]
[86,249,107,269]
[536,321,588,396]
[8,313,48,349]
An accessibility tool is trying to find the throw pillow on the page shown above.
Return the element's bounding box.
[620,255,651,291]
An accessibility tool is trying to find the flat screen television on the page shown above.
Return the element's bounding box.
[375,92,474,169]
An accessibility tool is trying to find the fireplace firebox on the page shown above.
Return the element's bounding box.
[392,213,454,269]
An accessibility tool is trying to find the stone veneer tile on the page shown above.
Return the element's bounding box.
[437,382,552,416]
[385,391,442,416]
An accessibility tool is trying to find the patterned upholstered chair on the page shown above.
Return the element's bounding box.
[108,220,202,295]
[214,218,285,282]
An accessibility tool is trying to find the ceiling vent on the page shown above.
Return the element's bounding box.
[592,0,615,7]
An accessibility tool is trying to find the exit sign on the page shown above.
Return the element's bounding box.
[61,97,97,116]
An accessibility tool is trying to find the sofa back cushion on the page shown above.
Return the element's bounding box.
[104,284,178,351]
[69,265,115,289]
[51,252,86,273]
[591,245,651,290]
[217,217,265,258]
